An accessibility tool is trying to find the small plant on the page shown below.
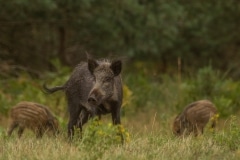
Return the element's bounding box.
[205,113,219,134]
[122,85,133,108]
[213,115,240,151]
[79,118,130,148]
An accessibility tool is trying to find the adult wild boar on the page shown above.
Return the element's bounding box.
[7,101,59,138]
[43,58,123,139]
[172,100,218,136]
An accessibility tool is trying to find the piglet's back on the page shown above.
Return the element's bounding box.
[184,100,217,126]
[10,101,49,128]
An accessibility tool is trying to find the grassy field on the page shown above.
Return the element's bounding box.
[1,63,240,159]
[1,115,240,160]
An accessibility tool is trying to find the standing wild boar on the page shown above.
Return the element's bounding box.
[43,58,123,139]
[7,101,59,138]
[172,100,218,136]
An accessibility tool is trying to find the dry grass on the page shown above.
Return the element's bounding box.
[0,132,238,160]
[1,112,240,160]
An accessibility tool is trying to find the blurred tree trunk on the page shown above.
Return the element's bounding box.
[58,26,67,65]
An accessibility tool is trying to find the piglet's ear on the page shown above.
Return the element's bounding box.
[174,115,181,121]
[110,60,122,76]
[88,59,98,74]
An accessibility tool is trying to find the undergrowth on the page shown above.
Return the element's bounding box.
[1,63,240,159]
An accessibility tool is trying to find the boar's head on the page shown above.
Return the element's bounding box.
[87,59,122,114]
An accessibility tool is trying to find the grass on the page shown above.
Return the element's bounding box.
[1,115,240,160]
[1,63,240,159]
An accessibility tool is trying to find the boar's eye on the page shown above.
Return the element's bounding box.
[91,76,96,82]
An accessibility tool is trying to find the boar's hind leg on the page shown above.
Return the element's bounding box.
[111,102,121,125]
[7,121,18,137]
[67,104,81,140]
[17,127,25,138]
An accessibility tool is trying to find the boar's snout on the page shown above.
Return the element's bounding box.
[88,89,102,106]
[88,96,97,105]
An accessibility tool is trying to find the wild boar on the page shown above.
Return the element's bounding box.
[7,101,59,138]
[43,58,123,139]
[172,100,218,136]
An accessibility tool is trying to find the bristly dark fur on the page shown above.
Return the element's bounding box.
[43,58,123,140]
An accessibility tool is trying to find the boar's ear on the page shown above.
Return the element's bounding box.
[88,59,98,74]
[110,60,122,76]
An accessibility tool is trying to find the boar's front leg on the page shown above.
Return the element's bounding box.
[17,126,25,138]
[77,108,92,135]
[111,102,124,144]
[111,102,121,125]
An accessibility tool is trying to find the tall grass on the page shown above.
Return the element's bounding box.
[1,117,240,160]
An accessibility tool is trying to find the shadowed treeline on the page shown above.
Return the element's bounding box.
[0,0,240,78]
